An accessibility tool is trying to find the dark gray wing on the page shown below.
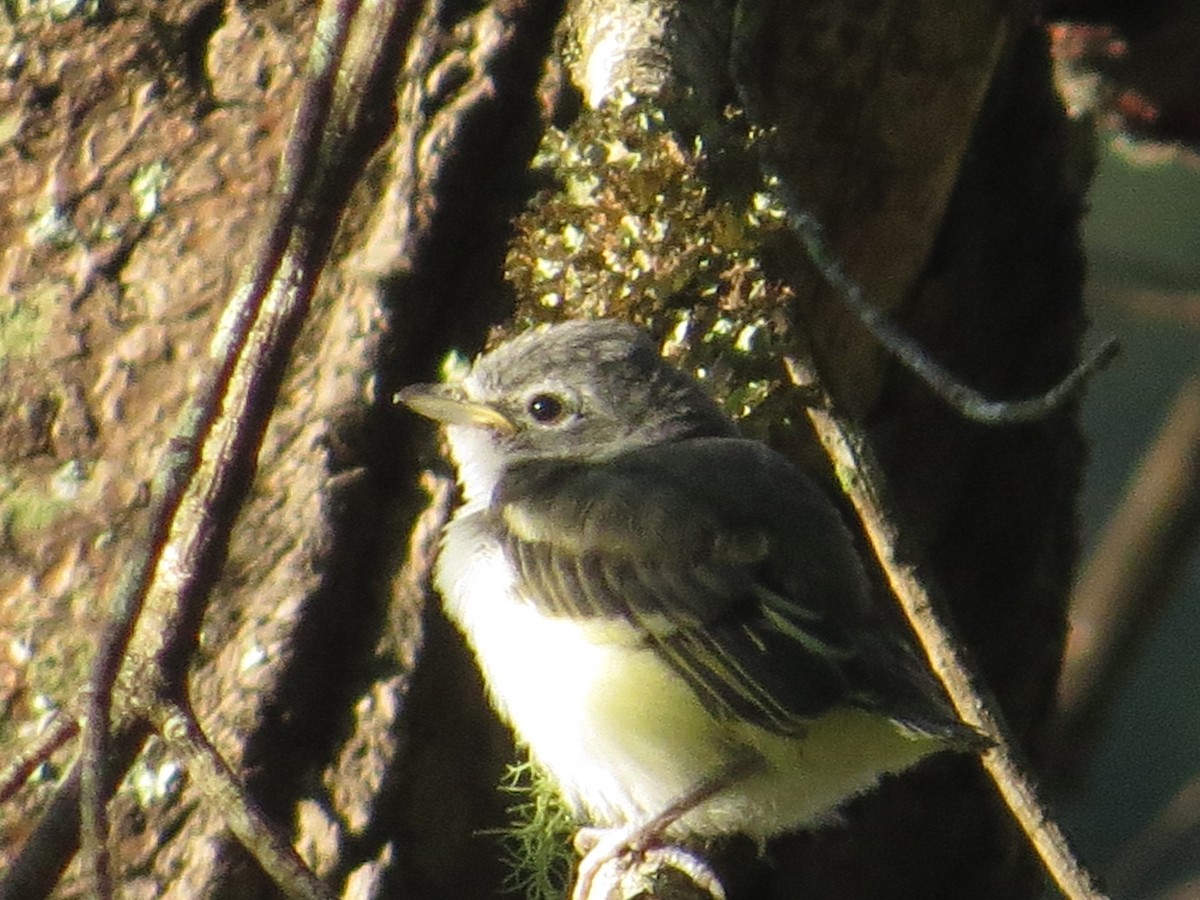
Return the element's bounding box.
[491,437,964,737]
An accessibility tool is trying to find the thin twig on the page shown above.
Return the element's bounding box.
[78,377,211,898]
[0,709,79,805]
[0,722,147,900]
[787,355,1109,900]
[0,760,83,900]
[151,700,336,900]
[66,0,428,895]
[1051,374,1200,780]
[772,177,1119,425]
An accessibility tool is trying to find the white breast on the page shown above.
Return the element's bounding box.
[434,504,947,839]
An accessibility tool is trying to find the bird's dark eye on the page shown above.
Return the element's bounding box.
[527,392,566,424]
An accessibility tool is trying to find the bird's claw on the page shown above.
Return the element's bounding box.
[571,827,726,900]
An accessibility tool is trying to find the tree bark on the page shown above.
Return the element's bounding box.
[0,0,1090,897]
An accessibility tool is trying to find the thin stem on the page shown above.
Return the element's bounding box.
[79,400,208,899]
[1051,375,1200,779]
[787,355,1109,900]
[775,178,1118,425]
[0,710,79,805]
[76,0,365,892]
[1,722,148,900]
[0,760,83,900]
[152,700,336,900]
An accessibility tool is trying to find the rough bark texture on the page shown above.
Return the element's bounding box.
[0,0,1089,898]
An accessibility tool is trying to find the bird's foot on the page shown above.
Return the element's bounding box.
[571,826,725,900]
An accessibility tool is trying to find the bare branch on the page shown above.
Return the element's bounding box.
[1050,374,1200,778]
[76,0,365,887]
[787,354,1109,900]
[0,710,78,806]
[152,701,335,900]
[0,724,148,900]
[0,761,83,900]
[774,182,1118,426]
[57,0,422,895]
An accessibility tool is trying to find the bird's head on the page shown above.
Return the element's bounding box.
[397,319,735,502]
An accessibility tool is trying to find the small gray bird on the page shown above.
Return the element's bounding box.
[398,319,974,897]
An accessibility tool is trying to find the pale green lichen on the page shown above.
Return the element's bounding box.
[0,468,73,537]
[0,286,57,358]
[505,98,797,434]
[126,738,186,809]
[492,757,576,900]
[49,458,89,500]
[26,201,80,250]
[4,0,100,22]
[130,160,170,223]
[0,107,23,148]
[44,0,101,21]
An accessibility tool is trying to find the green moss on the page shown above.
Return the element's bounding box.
[0,285,59,358]
[0,460,91,541]
[0,475,66,536]
[505,97,800,433]
[491,757,576,900]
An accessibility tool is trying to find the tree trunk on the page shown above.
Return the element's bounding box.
[0,0,1089,897]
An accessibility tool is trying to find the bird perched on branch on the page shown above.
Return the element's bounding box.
[398,319,978,899]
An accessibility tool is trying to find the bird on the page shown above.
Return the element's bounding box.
[397,318,977,898]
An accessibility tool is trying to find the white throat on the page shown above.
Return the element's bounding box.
[444,424,507,506]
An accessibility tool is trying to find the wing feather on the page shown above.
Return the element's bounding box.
[492,437,962,737]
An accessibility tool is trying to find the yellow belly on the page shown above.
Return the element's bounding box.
[437,515,945,840]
